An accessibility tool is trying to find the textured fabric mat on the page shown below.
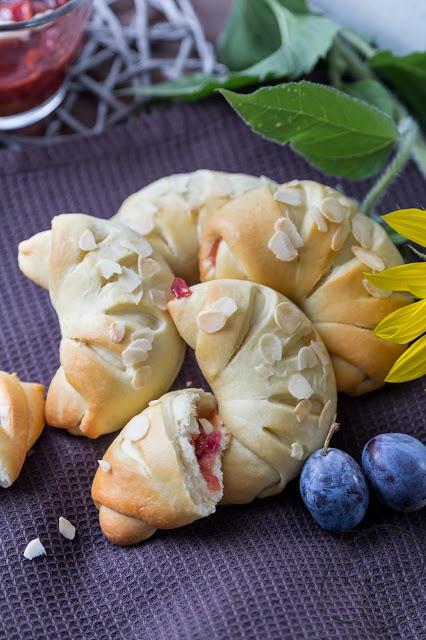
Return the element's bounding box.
[0,98,425,640]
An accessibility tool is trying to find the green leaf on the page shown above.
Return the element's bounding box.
[370,51,426,131]
[221,81,399,179]
[344,79,394,118]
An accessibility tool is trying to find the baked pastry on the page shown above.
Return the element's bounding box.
[199,181,411,395]
[18,171,274,289]
[45,214,185,438]
[168,279,337,505]
[0,372,45,487]
[92,388,227,545]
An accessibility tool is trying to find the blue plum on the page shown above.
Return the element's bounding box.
[300,446,369,533]
[362,433,426,512]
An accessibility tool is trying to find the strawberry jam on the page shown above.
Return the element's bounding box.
[171,277,192,299]
[191,424,222,492]
[207,238,221,267]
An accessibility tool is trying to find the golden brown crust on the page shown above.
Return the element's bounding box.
[98,506,156,545]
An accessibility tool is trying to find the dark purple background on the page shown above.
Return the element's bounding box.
[0,99,425,640]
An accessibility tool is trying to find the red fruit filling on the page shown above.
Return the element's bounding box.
[207,238,222,267]
[191,423,222,493]
[171,277,192,299]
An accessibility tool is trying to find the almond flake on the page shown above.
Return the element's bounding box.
[320,197,346,223]
[274,302,302,334]
[294,399,312,423]
[268,231,298,262]
[308,205,328,232]
[149,288,169,310]
[196,310,227,334]
[98,259,122,280]
[212,297,238,318]
[290,442,304,461]
[288,373,313,400]
[132,366,151,389]
[287,179,300,187]
[319,399,335,432]
[23,538,46,560]
[118,267,141,293]
[331,219,351,252]
[259,333,282,364]
[310,340,329,367]
[132,285,144,305]
[59,516,76,541]
[362,278,392,298]
[132,338,152,352]
[352,213,373,249]
[109,321,126,344]
[255,363,274,379]
[297,346,318,370]
[352,246,385,272]
[275,217,303,248]
[120,237,153,259]
[339,195,354,208]
[123,414,150,441]
[131,328,154,344]
[274,185,303,206]
[199,418,214,434]
[185,380,193,387]
[98,459,111,472]
[138,257,160,278]
[78,229,97,251]
[122,345,149,367]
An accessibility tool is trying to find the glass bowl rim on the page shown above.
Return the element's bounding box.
[0,0,90,32]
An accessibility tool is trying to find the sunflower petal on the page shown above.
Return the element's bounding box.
[374,299,426,343]
[385,334,426,383]
[382,209,426,247]
[365,263,426,298]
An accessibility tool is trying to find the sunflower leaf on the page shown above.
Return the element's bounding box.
[382,209,426,247]
[365,263,426,298]
[385,334,426,383]
[374,299,426,344]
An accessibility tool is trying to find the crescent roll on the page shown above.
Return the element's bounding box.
[0,372,45,487]
[92,388,227,545]
[45,214,184,438]
[199,181,412,395]
[168,280,337,505]
[18,171,274,289]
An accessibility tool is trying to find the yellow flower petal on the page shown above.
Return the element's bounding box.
[382,209,426,247]
[365,263,426,298]
[374,299,426,344]
[385,334,426,383]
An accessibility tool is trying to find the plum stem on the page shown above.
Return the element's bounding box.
[321,422,340,456]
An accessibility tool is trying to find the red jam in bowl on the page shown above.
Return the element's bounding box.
[0,0,91,117]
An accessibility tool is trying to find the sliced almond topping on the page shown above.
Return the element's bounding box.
[131,328,154,344]
[331,218,351,251]
[310,340,329,367]
[255,363,274,379]
[308,205,328,232]
[310,399,323,414]
[290,442,304,461]
[122,345,149,367]
[288,373,314,400]
[109,321,126,344]
[59,517,76,541]
[118,267,141,293]
[132,285,144,305]
[149,288,169,310]
[297,346,318,370]
[185,380,193,387]
[132,366,151,389]
[259,333,282,364]
[98,259,122,280]
[213,296,238,318]
[274,185,303,206]
[339,195,354,208]
[287,179,300,187]
[199,418,214,434]
[123,414,150,441]
[294,399,312,423]
[23,538,46,560]
[132,338,152,352]
[120,237,153,259]
[275,217,303,248]
[319,399,335,432]
[352,246,385,272]
[196,310,227,334]
[98,459,111,472]
[320,197,346,223]
[352,213,373,249]
[268,230,298,262]
[78,229,97,251]
[274,302,302,333]
[138,257,160,278]
[362,278,392,298]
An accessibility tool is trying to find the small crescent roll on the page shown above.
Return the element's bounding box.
[18,171,274,289]
[199,181,412,395]
[45,214,185,438]
[168,280,338,505]
[0,372,45,487]
[92,388,227,545]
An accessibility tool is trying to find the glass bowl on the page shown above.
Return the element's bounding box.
[0,0,92,130]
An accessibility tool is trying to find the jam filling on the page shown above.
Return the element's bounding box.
[0,0,67,22]
[171,277,192,299]
[207,238,222,267]
[191,423,222,492]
